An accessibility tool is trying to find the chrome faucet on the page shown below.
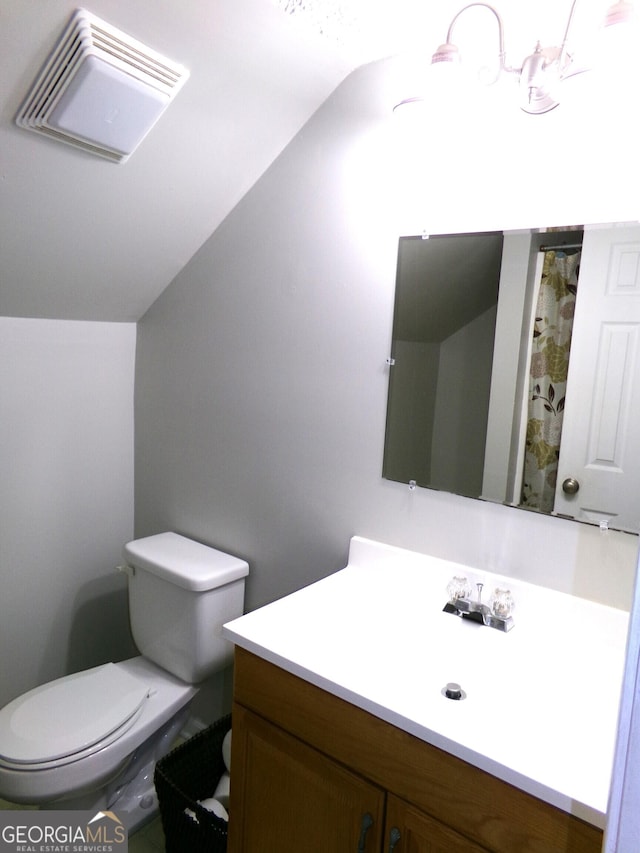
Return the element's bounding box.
[443,577,515,632]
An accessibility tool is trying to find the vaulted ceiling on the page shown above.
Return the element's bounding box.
[1,0,360,320]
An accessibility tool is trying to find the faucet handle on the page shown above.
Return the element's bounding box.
[490,587,515,619]
[446,576,472,601]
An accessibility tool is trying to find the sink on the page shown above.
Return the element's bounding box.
[222,535,629,827]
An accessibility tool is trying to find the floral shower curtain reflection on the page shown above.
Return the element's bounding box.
[521,249,581,512]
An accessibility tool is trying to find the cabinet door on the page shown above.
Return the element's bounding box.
[229,704,385,853]
[384,794,489,853]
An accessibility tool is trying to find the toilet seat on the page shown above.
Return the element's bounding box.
[0,663,150,770]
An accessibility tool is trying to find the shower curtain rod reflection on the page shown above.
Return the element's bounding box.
[539,242,583,252]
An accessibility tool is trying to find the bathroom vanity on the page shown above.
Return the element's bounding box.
[222,538,629,852]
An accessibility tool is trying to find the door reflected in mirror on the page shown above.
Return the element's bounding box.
[383,223,640,535]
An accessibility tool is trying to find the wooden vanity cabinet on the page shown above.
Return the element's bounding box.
[228,648,603,853]
[230,705,384,851]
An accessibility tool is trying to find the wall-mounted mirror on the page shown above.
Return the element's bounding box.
[383,223,640,535]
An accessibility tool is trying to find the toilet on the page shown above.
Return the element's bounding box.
[0,532,248,832]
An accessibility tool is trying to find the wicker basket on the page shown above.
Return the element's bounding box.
[154,714,231,853]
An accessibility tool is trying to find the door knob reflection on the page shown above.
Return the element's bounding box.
[562,477,580,495]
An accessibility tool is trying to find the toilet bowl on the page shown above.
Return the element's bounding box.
[0,658,196,810]
[0,532,248,832]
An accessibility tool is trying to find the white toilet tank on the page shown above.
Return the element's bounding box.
[123,532,249,684]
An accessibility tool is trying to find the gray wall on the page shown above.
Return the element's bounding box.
[135,55,639,628]
[0,318,136,708]
[431,305,496,497]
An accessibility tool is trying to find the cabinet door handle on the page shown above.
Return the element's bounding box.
[388,826,401,852]
[357,812,374,852]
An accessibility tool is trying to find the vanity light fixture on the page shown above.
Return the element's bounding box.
[395,0,636,115]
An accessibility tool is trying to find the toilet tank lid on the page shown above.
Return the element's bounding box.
[123,532,249,591]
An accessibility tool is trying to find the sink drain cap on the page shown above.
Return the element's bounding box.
[442,682,466,700]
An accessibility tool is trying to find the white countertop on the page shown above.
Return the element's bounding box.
[222,536,629,829]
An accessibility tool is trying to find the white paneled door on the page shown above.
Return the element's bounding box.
[554,224,640,532]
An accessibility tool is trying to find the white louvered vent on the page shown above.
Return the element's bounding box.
[15,8,189,163]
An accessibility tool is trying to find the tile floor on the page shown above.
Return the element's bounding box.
[0,798,166,851]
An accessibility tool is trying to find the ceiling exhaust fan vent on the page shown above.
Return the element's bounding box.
[15,8,189,163]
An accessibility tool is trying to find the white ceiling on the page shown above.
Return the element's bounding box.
[0,0,609,321]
